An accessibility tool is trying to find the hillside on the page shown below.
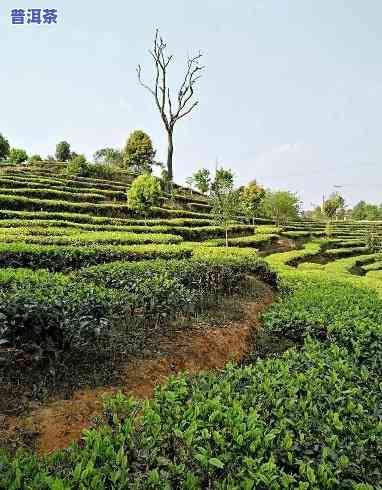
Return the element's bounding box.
[0,165,381,488]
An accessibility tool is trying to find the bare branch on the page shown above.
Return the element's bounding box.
[176,101,199,121]
[137,29,205,180]
[136,64,155,96]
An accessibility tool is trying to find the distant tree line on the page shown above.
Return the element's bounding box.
[306,195,382,222]
[0,129,161,176]
[186,167,301,240]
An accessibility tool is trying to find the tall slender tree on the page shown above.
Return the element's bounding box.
[137,29,204,181]
[0,133,10,160]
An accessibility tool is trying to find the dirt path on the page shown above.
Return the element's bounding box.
[2,287,274,455]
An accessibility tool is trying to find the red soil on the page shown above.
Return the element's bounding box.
[2,288,274,455]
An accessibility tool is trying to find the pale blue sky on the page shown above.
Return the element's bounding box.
[1,1,382,208]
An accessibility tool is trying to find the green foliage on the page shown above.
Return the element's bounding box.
[9,148,28,164]
[1,158,382,487]
[123,130,156,173]
[0,243,191,271]
[0,133,10,160]
[191,168,211,194]
[0,250,274,359]
[93,147,123,166]
[351,200,382,221]
[260,190,301,225]
[66,154,88,176]
[210,168,239,246]
[210,167,234,194]
[55,141,71,162]
[325,220,334,238]
[1,275,381,486]
[239,180,266,223]
[364,225,382,252]
[204,233,277,248]
[0,230,183,246]
[323,193,345,220]
[0,186,106,203]
[127,174,162,220]
[0,269,115,354]
[256,224,283,234]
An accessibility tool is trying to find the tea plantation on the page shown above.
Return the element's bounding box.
[0,165,381,488]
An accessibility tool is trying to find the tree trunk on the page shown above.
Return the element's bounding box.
[167,131,174,181]
[225,228,228,248]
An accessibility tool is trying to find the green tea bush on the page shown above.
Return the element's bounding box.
[281,230,312,238]
[0,210,215,228]
[0,178,127,200]
[0,231,183,246]
[0,194,212,219]
[204,233,277,248]
[256,225,282,234]
[0,251,275,356]
[262,276,382,353]
[0,219,251,241]
[324,246,369,258]
[3,170,129,188]
[0,243,191,271]
[0,186,106,203]
[0,268,116,356]
[78,253,276,296]
[1,325,380,487]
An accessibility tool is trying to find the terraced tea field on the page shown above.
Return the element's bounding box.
[0,166,381,488]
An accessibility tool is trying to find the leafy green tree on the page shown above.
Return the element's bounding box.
[127,174,162,224]
[55,141,71,162]
[9,148,28,164]
[211,168,239,247]
[260,190,301,226]
[323,193,345,221]
[211,168,234,195]
[67,154,88,176]
[191,168,211,194]
[240,180,265,225]
[93,148,123,166]
[123,130,156,173]
[0,134,10,160]
[351,201,382,221]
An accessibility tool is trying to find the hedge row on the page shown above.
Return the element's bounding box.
[0,210,214,227]
[0,187,109,203]
[2,170,130,189]
[204,233,278,248]
[0,173,128,192]
[324,246,369,258]
[78,248,276,293]
[0,178,127,200]
[0,224,259,242]
[1,273,381,486]
[0,194,212,219]
[0,251,275,356]
[362,259,382,272]
[0,230,183,246]
[0,243,192,271]
[0,221,252,240]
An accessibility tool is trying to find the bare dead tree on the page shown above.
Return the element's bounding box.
[137,29,204,181]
